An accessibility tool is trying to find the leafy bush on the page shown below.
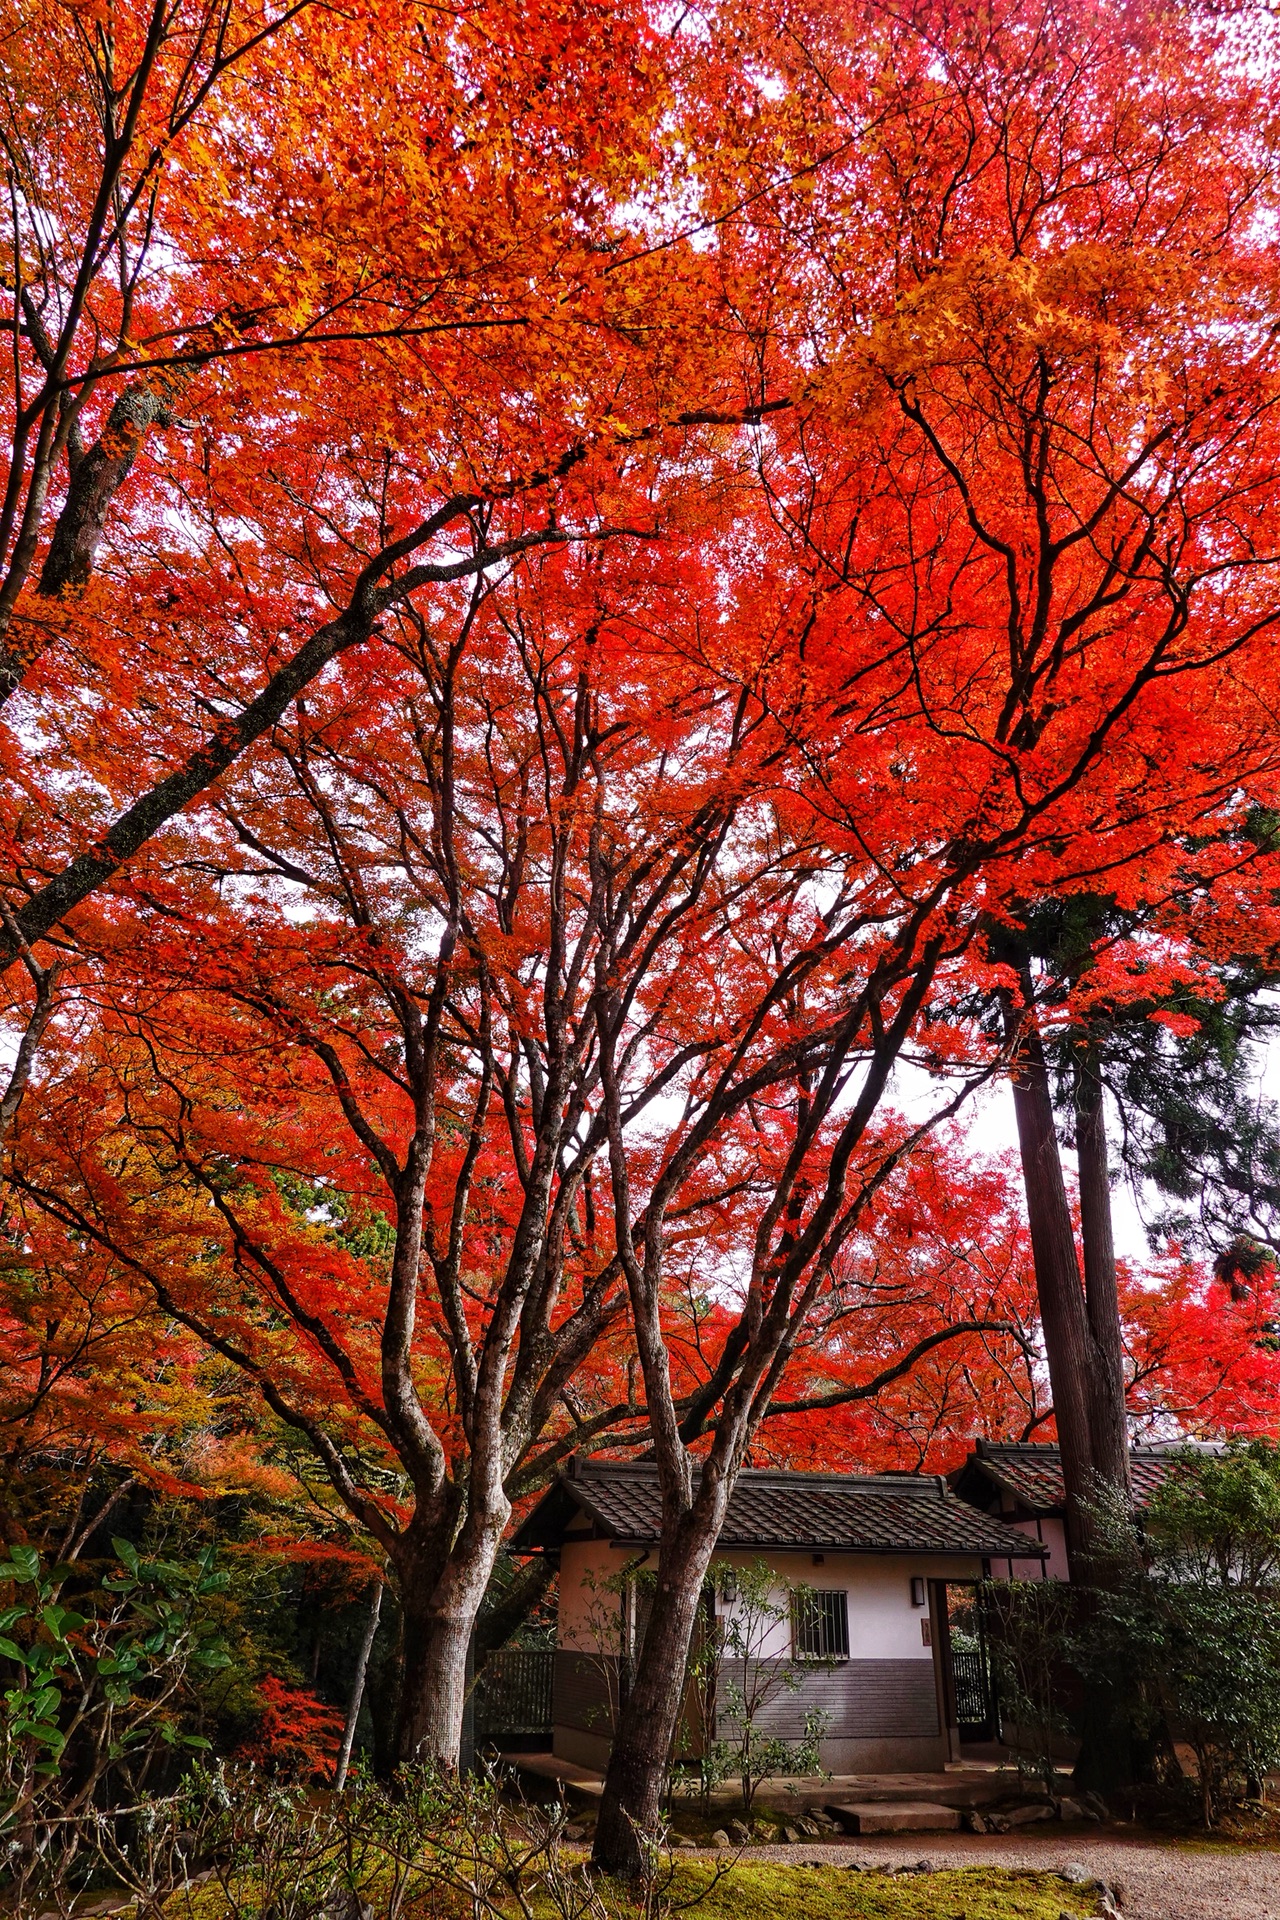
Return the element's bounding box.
[0,1536,229,1914]
[993,1444,1280,1825]
[694,1561,829,1814]
[975,1578,1074,1791]
[1094,1575,1280,1824]
[1084,1443,1280,1823]
[1143,1440,1280,1589]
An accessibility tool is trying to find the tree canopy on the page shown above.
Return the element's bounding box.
[2,0,1280,1858]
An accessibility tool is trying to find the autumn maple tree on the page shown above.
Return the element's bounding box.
[0,0,795,1004]
[759,1138,1280,1475]
[0,0,796,1784]
[575,0,1280,1860]
[4,0,1280,1870]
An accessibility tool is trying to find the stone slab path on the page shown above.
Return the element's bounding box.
[727,1830,1280,1920]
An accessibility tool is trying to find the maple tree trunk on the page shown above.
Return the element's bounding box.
[393,1511,508,1769]
[593,1519,719,1877]
[36,374,182,606]
[476,1554,555,1658]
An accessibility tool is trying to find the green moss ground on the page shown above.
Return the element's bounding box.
[162,1858,1097,1920]
[635,1862,1096,1920]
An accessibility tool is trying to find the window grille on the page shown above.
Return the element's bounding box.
[791,1588,850,1661]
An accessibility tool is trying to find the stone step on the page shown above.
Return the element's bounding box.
[818,1772,1032,1810]
[826,1800,962,1834]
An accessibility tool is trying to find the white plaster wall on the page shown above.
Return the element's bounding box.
[550,1542,991,1776]
[555,1538,998,1656]
[995,1517,1069,1582]
[1037,1517,1069,1581]
[556,1538,654,1650]
[706,1550,984,1659]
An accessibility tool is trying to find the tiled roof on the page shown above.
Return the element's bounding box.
[954,1440,1216,1514]
[511,1461,1045,1560]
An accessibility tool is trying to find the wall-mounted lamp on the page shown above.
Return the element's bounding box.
[719,1568,738,1605]
[910,1576,927,1608]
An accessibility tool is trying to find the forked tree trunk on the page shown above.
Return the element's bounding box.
[1007,1002,1109,1572]
[392,1506,509,1768]
[1008,1002,1142,1794]
[593,1517,721,1876]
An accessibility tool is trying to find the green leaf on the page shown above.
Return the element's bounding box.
[0,1606,26,1632]
[111,1537,140,1577]
[6,1547,38,1584]
[40,1605,75,1641]
[192,1646,231,1670]
[0,1636,28,1663]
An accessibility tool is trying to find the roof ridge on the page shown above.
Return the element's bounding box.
[568,1459,948,1496]
[974,1439,1221,1461]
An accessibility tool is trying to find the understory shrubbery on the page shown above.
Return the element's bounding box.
[1088,1442,1280,1824]
[0,1536,231,1912]
[975,1577,1075,1792]
[983,1442,1280,1825]
[673,1561,828,1816]
[2,1746,726,1920]
[0,1534,715,1920]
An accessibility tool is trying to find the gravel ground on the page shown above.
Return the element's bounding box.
[695,1830,1280,1920]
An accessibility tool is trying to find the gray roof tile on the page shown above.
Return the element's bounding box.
[513,1461,1046,1559]
[953,1440,1220,1514]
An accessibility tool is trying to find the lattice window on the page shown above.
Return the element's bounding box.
[791,1588,850,1661]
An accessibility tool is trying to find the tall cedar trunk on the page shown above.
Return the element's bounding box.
[393,1511,507,1767]
[1005,995,1105,1572]
[593,1517,721,1876]
[1069,1043,1145,1794]
[1009,999,1143,1793]
[1074,1046,1132,1508]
